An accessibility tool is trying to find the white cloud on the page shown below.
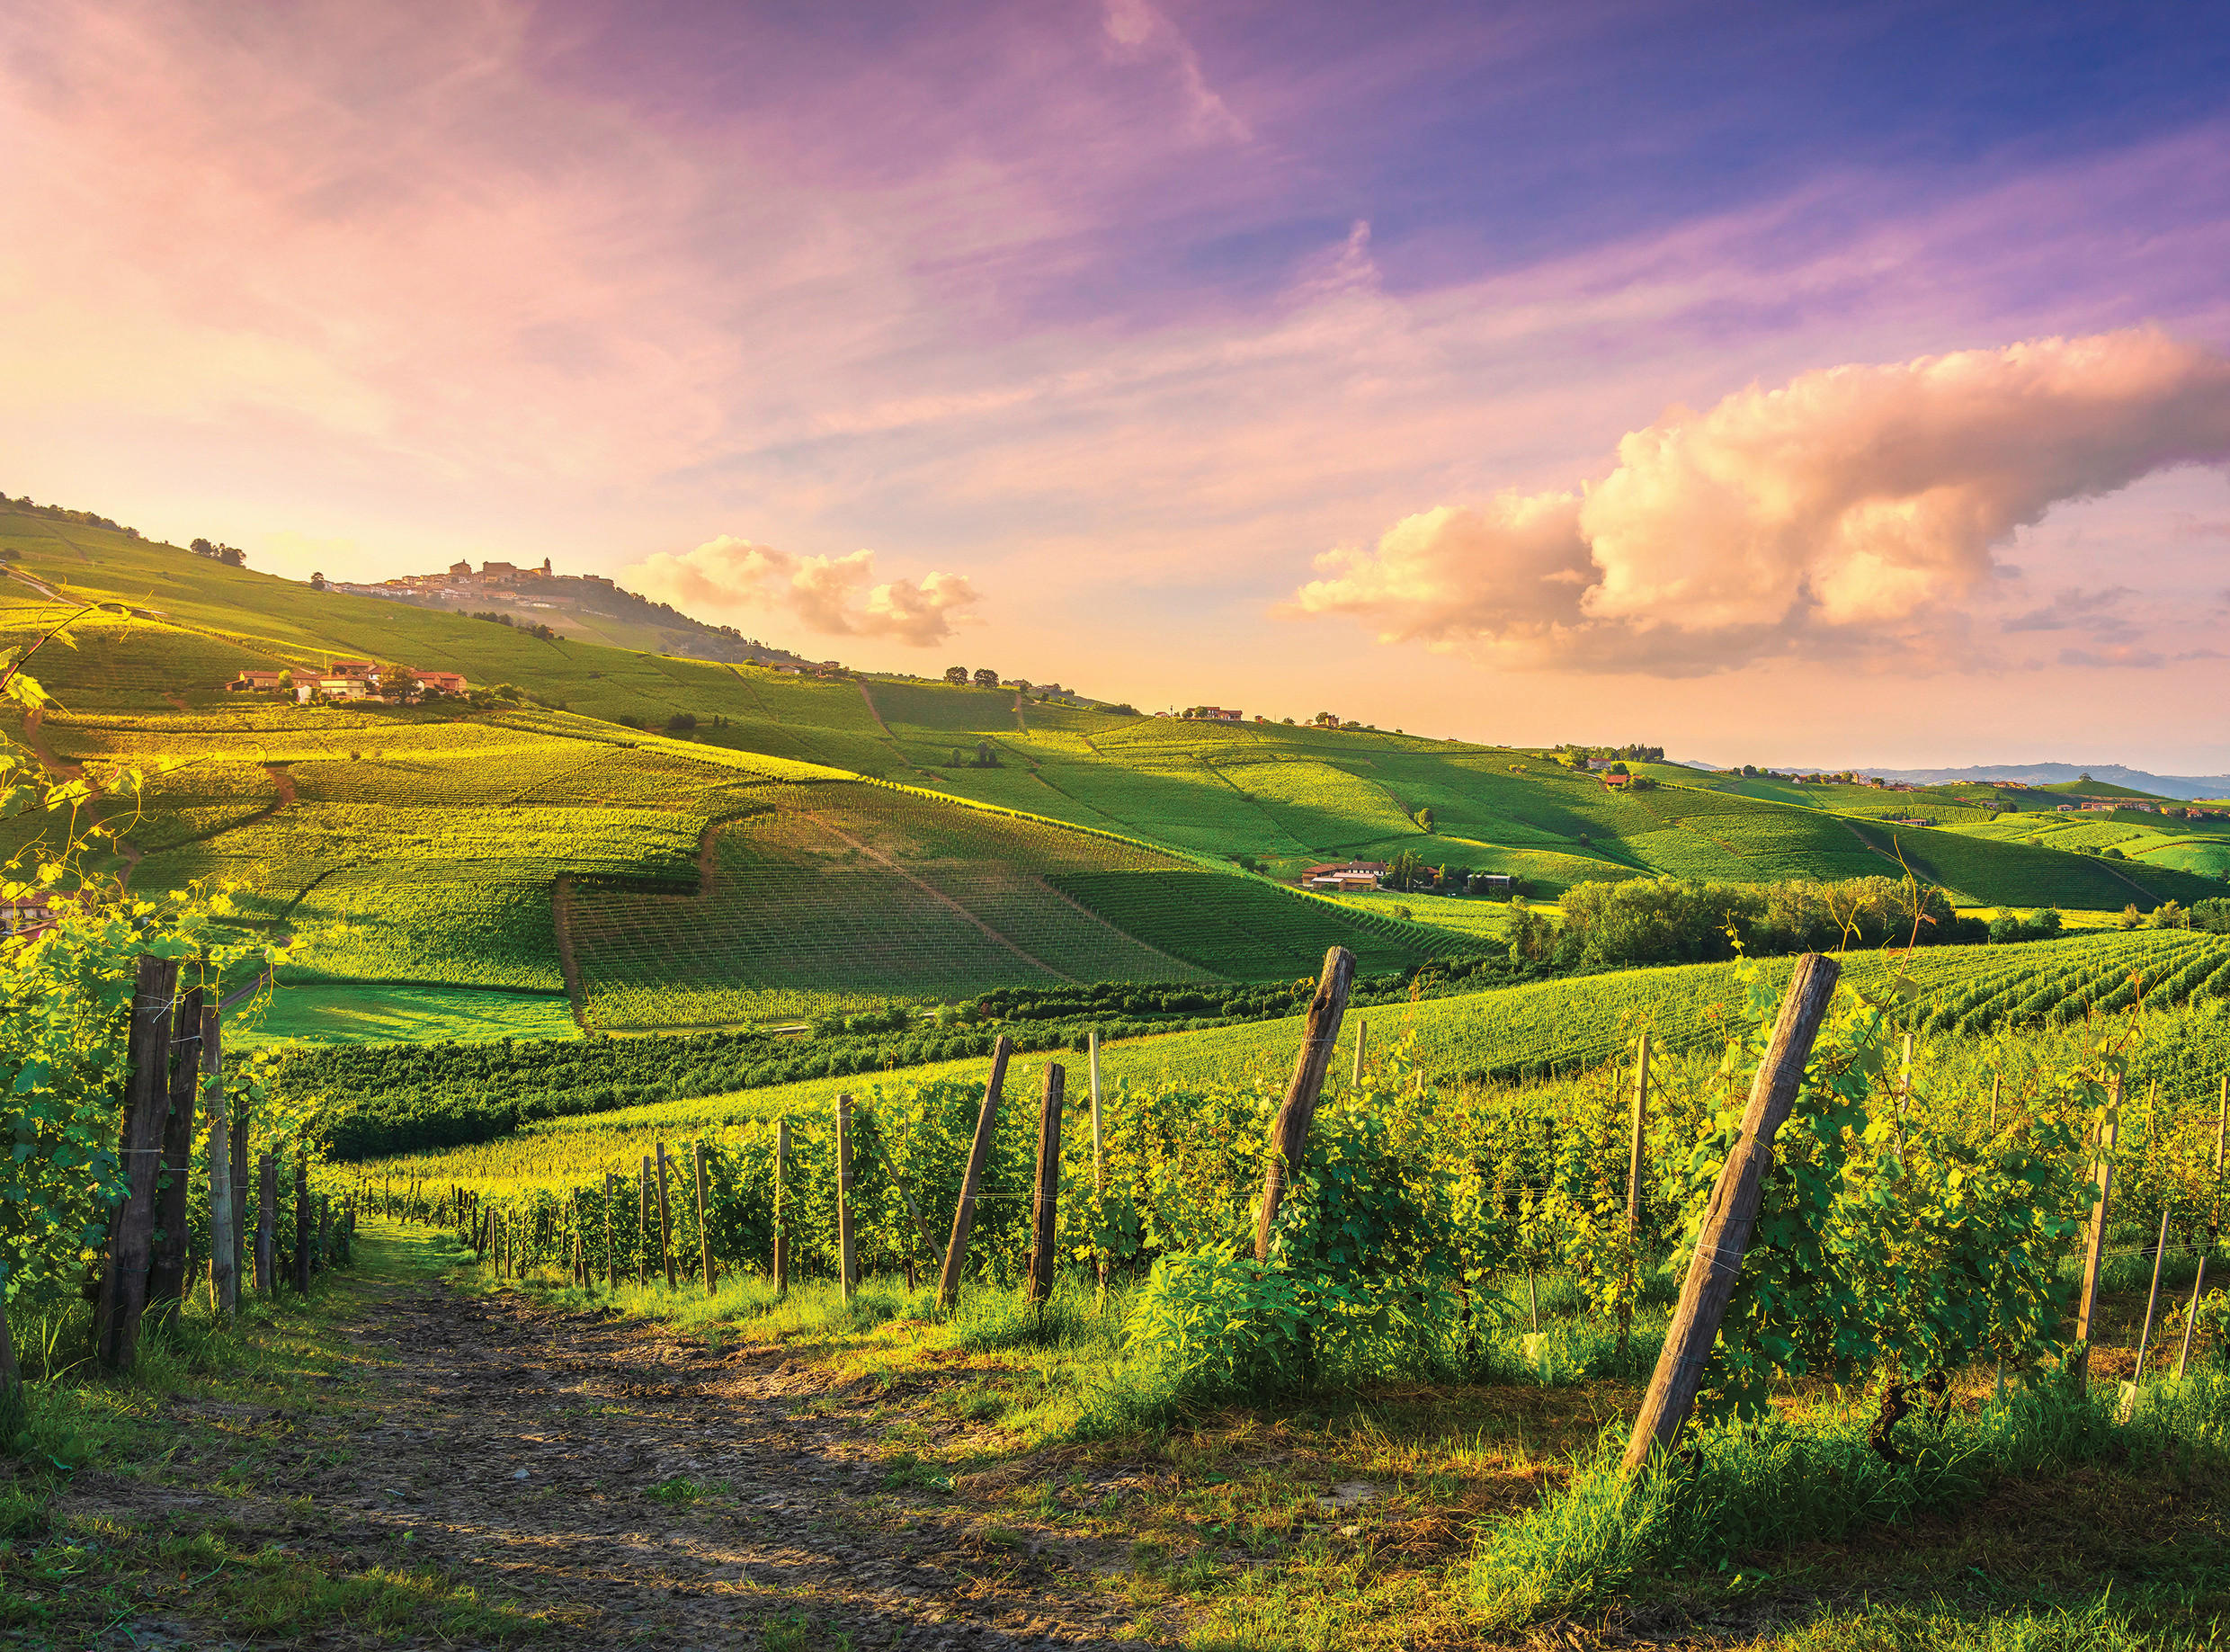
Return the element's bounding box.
[1291,329,2230,674]
[625,535,981,646]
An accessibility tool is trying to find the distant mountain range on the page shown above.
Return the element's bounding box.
[1678,760,2230,801]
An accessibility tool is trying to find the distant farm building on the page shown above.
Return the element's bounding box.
[1885,817,1935,827]
[227,671,287,692]
[299,675,371,702]
[0,892,63,941]
[1302,861,1386,891]
[418,671,468,695]
[1468,873,1515,895]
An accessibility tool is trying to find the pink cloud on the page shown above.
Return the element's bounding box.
[1291,330,2230,674]
[626,535,980,646]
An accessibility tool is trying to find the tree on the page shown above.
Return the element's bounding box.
[1386,848,1425,891]
[1417,806,1436,833]
[309,572,327,591]
[973,668,999,689]
[944,665,968,685]
[2078,772,2094,783]
[190,538,213,556]
[381,665,420,702]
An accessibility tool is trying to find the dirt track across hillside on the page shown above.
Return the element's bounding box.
[59,1249,1160,1649]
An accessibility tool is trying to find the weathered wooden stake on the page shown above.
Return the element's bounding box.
[231,1094,250,1296]
[147,986,207,1319]
[1989,1072,2001,1133]
[2134,1203,2172,1385]
[772,1119,791,1293]
[1621,952,1842,1470]
[1352,1015,1366,1085]
[294,1147,313,1294]
[835,1096,857,1302]
[2177,1256,2208,1380]
[603,1172,619,1289]
[938,1036,1013,1310]
[638,1156,653,1286]
[1090,1028,1108,1293]
[317,1195,331,1275]
[2071,1080,2122,1396]
[1254,947,1357,1263]
[95,956,179,1370]
[693,1141,716,1294]
[1029,1064,1066,1304]
[1628,1031,1651,1232]
[203,1008,237,1317]
[255,1153,277,1296]
[655,1142,677,1290]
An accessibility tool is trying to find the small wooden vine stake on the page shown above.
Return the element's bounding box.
[2132,1203,2172,1387]
[1619,1030,1651,1362]
[1621,952,1842,1470]
[772,1119,792,1293]
[147,986,207,1323]
[692,1141,716,1295]
[255,1152,277,1296]
[638,1156,653,1287]
[293,1143,313,1295]
[1089,1029,1107,1294]
[602,1172,619,1289]
[1254,947,1356,1263]
[938,1036,1013,1311]
[203,1007,237,1317]
[1028,1064,1066,1305]
[835,1095,858,1303]
[655,1142,677,1290]
[2070,1079,2121,1397]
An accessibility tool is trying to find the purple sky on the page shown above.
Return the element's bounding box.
[6,0,2230,766]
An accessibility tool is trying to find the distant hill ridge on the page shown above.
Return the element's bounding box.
[1795,763,2230,802]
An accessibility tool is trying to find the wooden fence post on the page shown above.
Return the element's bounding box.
[772,1119,791,1293]
[147,986,206,1319]
[2134,1203,2172,1385]
[1090,1029,1108,1293]
[655,1142,676,1290]
[1352,1015,1366,1085]
[231,1094,251,1298]
[693,1141,715,1294]
[203,1007,236,1317]
[602,1172,618,1288]
[2071,1080,2122,1396]
[638,1156,653,1286]
[1628,1031,1651,1231]
[255,1153,276,1296]
[1621,952,1842,1470]
[95,955,179,1371]
[294,1147,313,1294]
[1029,1064,1065,1303]
[317,1196,331,1274]
[835,1096,857,1302]
[939,1036,1013,1311]
[1254,947,1357,1263]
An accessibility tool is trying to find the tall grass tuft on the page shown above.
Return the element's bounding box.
[1469,1372,2230,1631]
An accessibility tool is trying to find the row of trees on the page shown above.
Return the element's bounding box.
[1541,876,1987,970]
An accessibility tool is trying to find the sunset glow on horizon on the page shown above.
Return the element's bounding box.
[6,0,2229,768]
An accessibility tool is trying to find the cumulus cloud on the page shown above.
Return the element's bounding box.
[1292,329,2230,674]
[626,536,981,646]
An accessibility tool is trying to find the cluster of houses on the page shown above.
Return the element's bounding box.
[317,557,619,603]
[227,661,469,703]
[1298,861,1515,896]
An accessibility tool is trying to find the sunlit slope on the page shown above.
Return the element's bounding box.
[6,504,2221,913]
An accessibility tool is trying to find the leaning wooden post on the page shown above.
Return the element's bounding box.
[294,1147,313,1294]
[203,1008,237,1317]
[638,1156,653,1286]
[2177,1252,2209,1380]
[1090,1029,1108,1293]
[2133,1203,2172,1385]
[1029,1064,1066,1303]
[1621,952,1842,1470]
[147,986,207,1319]
[1253,947,1357,1263]
[835,1096,857,1302]
[655,1143,677,1290]
[938,1037,1014,1311]
[772,1119,792,1293]
[692,1142,716,1293]
[2071,1078,2122,1397]
[1352,1015,1367,1085]
[95,956,179,1371]
[255,1153,277,1296]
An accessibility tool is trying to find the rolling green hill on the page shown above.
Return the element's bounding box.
[4,500,2223,1042]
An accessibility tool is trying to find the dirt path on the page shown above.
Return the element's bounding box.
[65,1243,1156,1648]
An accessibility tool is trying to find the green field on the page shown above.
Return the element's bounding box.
[242,985,582,1047]
[7,501,2226,1038]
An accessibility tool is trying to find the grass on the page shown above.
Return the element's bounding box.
[240,982,582,1046]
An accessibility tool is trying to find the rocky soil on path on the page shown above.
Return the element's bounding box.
[60,1279,1172,1650]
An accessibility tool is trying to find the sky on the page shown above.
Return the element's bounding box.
[5,0,2230,769]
